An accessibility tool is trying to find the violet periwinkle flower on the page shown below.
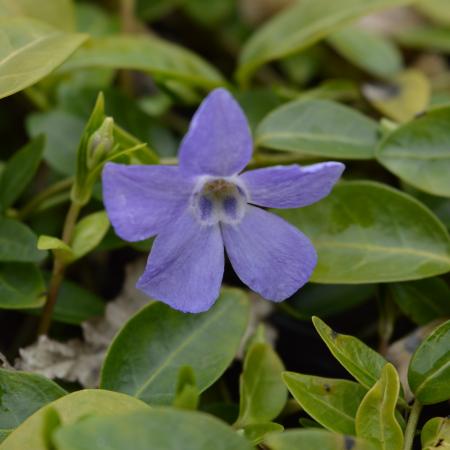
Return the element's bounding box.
[102,89,344,313]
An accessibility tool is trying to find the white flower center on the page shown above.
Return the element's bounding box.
[191,176,248,225]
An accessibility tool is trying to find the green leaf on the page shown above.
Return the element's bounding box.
[60,35,225,89]
[1,389,150,450]
[101,289,250,406]
[0,17,86,100]
[243,423,284,446]
[0,368,66,441]
[173,366,200,411]
[328,26,402,78]
[236,342,287,427]
[0,136,45,212]
[37,235,73,261]
[0,218,45,262]
[276,181,450,283]
[0,263,45,309]
[388,278,450,325]
[27,275,105,325]
[237,0,415,83]
[312,317,387,390]
[70,210,109,260]
[255,99,377,160]
[421,417,450,450]
[283,372,367,435]
[52,408,253,450]
[408,319,450,404]
[363,70,430,123]
[264,429,376,450]
[377,105,450,197]
[355,364,403,450]
[26,109,85,176]
[0,0,75,31]
[288,284,375,319]
[395,26,450,53]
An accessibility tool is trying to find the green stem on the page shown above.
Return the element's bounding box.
[403,400,422,450]
[37,201,82,336]
[17,177,74,220]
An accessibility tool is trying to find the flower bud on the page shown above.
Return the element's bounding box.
[86,117,114,169]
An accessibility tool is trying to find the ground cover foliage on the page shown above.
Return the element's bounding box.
[0,0,449,449]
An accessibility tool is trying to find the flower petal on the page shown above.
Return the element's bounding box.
[222,206,317,301]
[179,88,253,177]
[240,162,345,209]
[102,162,193,242]
[137,212,224,313]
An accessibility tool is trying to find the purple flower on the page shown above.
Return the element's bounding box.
[102,89,344,313]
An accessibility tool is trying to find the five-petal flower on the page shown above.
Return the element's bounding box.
[102,88,344,313]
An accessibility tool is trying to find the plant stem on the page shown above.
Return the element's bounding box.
[403,400,422,450]
[17,177,74,220]
[37,201,81,336]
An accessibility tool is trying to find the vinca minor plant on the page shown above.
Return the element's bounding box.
[0,0,449,450]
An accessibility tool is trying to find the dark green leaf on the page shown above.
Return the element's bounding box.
[0,136,45,212]
[283,372,366,434]
[101,289,250,405]
[312,317,387,390]
[0,368,66,442]
[0,219,45,262]
[277,181,450,283]
[355,364,403,450]
[408,319,450,404]
[388,278,450,325]
[52,408,253,450]
[396,26,450,53]
[0,263,45,309]
[256,99,377,160]
[377,105,450,197]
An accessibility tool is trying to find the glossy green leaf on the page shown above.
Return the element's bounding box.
[421,417,450,450]
[237,0,415,83]
[416,0,450,26]
[0,0,75,31]
[0,17,86,99]
[389,278,450,325]
[408,319,450,404]
[264,429,376,450]
[328,27,402,78]
[0,368,66,441]
[0,136,45,212]
[355,364,403,450]
[0,263,45,309]
[52,408,253,450]
[61,35,225,89]
[0,219,45,263]
[277,181,450,283]
[27,109,85,176]
[236,342,287,427]
[101,289,250,405]
[312,317,387,390]
[283,372,366,434]
[37,236,73,261]
[70,211,109,260]
[363,70,430,123]
[256,99,377,159]
[1,389,149,450]
[288,284,375,319]
[377,106,450,197]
